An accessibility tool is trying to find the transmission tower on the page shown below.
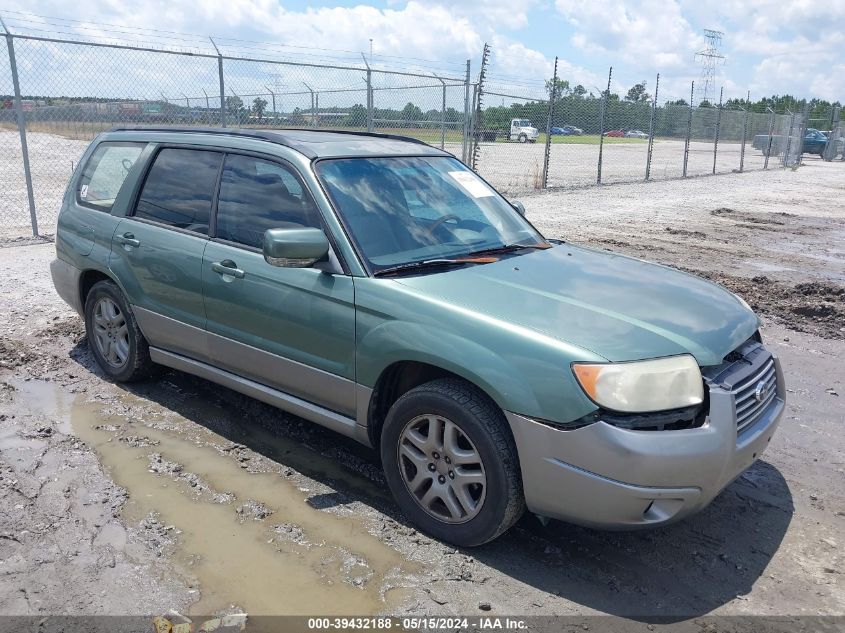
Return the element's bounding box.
[694,29,725,105]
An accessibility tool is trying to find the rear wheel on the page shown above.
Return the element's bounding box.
[84,280,156,382]
[380,378,524,546]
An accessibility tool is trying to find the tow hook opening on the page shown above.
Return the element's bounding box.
[642,498,685,523]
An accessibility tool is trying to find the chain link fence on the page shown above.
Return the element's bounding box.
[0,27,832,239]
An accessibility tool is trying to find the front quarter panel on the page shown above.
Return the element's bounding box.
[354,278,603,425]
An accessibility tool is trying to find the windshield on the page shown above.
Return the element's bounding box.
[315,156,547,273]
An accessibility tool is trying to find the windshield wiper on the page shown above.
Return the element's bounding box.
[374,258,483,278]
[466,242,550,258]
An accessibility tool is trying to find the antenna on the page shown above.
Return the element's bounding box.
[694,29,724,106]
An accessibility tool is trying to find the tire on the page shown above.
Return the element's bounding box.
[380,378,525,546]
[84,279,156,382]
[518,133,527,143]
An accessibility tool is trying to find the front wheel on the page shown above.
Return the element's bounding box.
[518,133,527,143]
[380,378,525,546]
[84,280,156,382]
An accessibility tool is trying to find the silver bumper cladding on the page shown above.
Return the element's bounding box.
[507,343,785,529]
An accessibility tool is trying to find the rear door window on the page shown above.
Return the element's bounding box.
[215,154,321,249]
[77,142,145,211]
[134,148,223,235]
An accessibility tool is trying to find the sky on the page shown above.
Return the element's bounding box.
[2,0,843,104]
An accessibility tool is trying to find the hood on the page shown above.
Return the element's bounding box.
[395,244,758,367]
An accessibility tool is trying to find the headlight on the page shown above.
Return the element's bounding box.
[572,355,704,413]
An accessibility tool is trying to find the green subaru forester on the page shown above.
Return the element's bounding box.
[51,127,785,546]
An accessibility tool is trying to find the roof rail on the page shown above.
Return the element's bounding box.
[107,125,430,146]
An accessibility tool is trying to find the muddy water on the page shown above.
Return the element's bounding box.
[13,379,415,616]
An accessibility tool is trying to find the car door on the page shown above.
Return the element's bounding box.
[202,152,356,417]
[59,141,147,262]
[109,146,223,361]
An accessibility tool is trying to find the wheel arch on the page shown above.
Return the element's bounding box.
[365,358,523,449]
[79,268,117,309]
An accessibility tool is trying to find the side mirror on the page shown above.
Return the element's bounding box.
[263,227,330,268]
[511,200,526,216]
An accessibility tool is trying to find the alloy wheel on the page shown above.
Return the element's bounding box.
[92,297,130,368]
[397,414,487,524]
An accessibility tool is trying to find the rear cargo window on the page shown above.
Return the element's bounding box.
[77,142,145,211]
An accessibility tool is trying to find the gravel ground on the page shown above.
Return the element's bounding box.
[0,129,801,233]
[0,154,843,622]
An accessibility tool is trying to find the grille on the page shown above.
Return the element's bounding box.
[732,355,778,433]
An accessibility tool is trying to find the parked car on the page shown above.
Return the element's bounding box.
[605,129,625,137]
[821,130,845,160]
[752,127,834,157]
[801,128,828,155]
[624,129,648,139]
[52,127,785,546]
[550,125,582,136]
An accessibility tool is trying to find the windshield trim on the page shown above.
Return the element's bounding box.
[311,154,549,278]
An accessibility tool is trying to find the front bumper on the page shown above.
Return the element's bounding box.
[507,347,785,529]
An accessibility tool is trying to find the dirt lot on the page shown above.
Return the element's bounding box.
[0,156,843,622]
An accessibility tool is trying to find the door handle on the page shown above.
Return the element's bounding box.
[116,232,140,248]
[211,260,245,279]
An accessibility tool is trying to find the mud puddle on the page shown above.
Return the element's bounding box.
[10,378,417,616]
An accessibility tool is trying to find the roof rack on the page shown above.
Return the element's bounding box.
[107,125,431,147]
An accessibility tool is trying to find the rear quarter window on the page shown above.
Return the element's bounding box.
[77,142,145,211]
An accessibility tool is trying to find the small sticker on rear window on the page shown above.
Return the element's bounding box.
[80,184,89,199]
[448,171,494,198]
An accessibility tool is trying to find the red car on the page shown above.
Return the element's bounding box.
[605,129,625,137]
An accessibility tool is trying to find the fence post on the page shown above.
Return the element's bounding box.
[739,106,748,172]
[471,44,490,173]
[645,73,659,180]
[683,81,694,177]
[596,66,612,185]
[4,29,38,237]
[209,38,226,127]
[433,75,446,150]
[366,70,373,133]
[764,107,775,169]
[541,57,558,189]
[712,86,723,174]
[468,84,478,167]
[461,60,471,163]
[783,110,794,168]
[796,102,811,166]
[824,106,841,161]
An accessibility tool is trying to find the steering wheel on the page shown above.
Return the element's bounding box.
[122,158,134,173]
[426,214,461,236]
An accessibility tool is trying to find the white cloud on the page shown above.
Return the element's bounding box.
[3,0,841,103]
[555,0,700,71]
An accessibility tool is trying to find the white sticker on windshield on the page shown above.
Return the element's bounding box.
[80,184,88,199]
[448,170,495,198]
